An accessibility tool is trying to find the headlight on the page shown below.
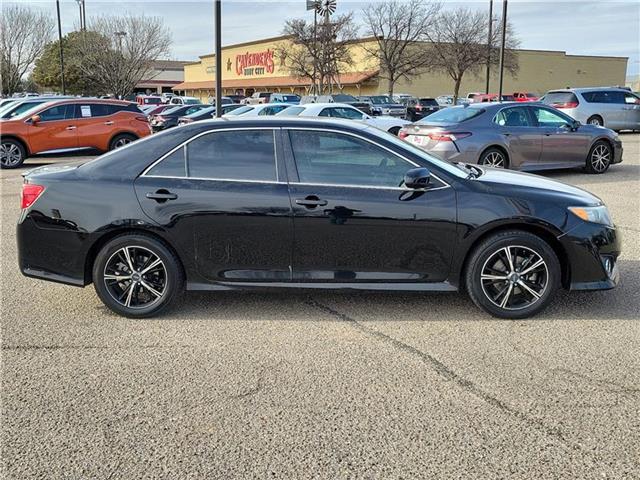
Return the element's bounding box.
[568,205,612,226]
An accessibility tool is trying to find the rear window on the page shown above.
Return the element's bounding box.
[542,92,578,105]
[332,94,358,102]
[224,106,253,116]
[416,106,484,124]
[419,98,438,106]
[183,98,200,105]
[276,106,304,116]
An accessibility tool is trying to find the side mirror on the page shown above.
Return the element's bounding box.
[404,167,431,189]
[30,114,41,125]
[572,120,581,130]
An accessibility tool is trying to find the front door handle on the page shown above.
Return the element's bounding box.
[295,196,328,208]
[146,190,178,202]
[104,121,114,125]
[66,126,76,130]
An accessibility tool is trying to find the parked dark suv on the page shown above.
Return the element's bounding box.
[405,98,441,121]
[316,94,372,115]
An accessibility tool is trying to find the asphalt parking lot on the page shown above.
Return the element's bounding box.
[1,136,639,479]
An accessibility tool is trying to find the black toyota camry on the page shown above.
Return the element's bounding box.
[17,117,620,319]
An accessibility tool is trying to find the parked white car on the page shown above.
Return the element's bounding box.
[169,96,200,106]
[222,103,290,117]
[275,102,410,135]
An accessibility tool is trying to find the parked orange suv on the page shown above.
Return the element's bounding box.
[0,99,152,169]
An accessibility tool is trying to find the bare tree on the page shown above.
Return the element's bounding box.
[361,0,441,97]
[79,15,172,97]
[0,5,54,95]
[425,7,520,103]
[277,13,358,95]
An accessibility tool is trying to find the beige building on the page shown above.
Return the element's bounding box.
[173,35,628,101]
[134,60,189,95]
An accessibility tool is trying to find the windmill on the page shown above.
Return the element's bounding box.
[316,0,337,18]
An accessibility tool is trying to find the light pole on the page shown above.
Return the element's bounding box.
[497,0,508,102]
[485,0,493,94]
[214,0,222,117]
[75,0,85,30]
[55,0,66,94]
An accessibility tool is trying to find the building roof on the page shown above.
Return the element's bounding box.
[172,70,380,91]
[149,60,191,70]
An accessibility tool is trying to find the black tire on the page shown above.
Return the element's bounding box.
[465,230,560,319]
[585,140,612,174]
[109,133,137,151]
[0,138,27,169]
[479,147,508,169]
[388,126,401,136]
[92,234,183,318]
[586,115,604,127]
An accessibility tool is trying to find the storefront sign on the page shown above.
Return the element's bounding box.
[235,49,275,76]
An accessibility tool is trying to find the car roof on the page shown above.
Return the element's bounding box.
[548,87,630,93]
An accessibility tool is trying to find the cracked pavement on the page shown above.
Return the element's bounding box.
[1,135,639,479]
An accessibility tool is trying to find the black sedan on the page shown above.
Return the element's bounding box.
[149,104,207,131]
[18,118,620,319]
[177,104,244,125]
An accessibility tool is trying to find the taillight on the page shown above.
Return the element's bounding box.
[426,132,472,142]
[21,184,45,209]
[398,130,409,139]
[415,105,422,111]
[553,102,579,109]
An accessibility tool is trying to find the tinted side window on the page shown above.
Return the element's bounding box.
[90,104,111,117]
[187,130,276,181]
[332,107,364,120]
[494,107,532,127]
[147,148,186,177]
[289,131,411,188]
[39,104,75,121]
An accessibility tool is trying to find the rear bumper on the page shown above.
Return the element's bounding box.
[558,222,621,291]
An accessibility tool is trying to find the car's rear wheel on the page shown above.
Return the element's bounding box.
[587,115,604,127]
[109,133,136,151]
[0,139,26,169]
[479,148,508,168]
[585,140,612,174]
[465,230,560,319]
[92,234,183,318]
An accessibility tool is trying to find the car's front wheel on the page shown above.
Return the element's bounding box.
[465,230,560,319]
[92,234,183,318]
[585,140,612,174]
[0,138,26,169]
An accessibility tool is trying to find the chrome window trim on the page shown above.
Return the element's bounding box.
[141,175,286,185]
[291,182,449,192]
[283,126,451,189]
[141,126,279,179]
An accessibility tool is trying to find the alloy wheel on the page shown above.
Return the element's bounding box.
[103,246,167,309]
[590,144,611,173]
[114,137,132,148]
[588,118,602,126]
[0,142,23,167]
[480,245,549,311]
[482,151,505,168]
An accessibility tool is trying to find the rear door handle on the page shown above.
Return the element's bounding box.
[295,196,328,208]
[146,190,178,202]
[104,121,114,125]
[66,126,76,130]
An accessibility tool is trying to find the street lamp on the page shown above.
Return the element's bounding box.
[485,0,493,94]
[75,0,85,30]
[214,0,222,117]
[55,0,66,94]
[497,0,508,102]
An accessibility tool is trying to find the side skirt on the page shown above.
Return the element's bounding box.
[187,281,458,292]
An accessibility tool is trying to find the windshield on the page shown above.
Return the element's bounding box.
[276,106,304,116]
[1,100,47,119]
[333,94,358,102]
[187,106,214,117]
[183,98,200,105]
[374,128,466,179]
[526,93,537,98]
[417,106,484,124]
[161,106,184,115]
[224,106,253,116]
[419,98,438,106]
[369,96,397,105]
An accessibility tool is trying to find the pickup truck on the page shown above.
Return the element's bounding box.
[244,92,273,105]
[513,92,539,102]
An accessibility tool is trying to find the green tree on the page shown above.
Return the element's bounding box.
[32,30,107,95]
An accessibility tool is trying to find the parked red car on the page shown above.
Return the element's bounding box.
[513,92,539,102]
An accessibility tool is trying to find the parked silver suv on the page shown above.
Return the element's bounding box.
[542,87,640,131]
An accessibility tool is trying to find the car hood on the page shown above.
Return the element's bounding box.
[473,166,603,206]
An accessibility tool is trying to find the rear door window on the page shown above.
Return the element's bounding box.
[187,130,276,181]
[494,107,533,127]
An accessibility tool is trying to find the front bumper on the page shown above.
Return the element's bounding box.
[612,139,623,164]
[558,221,621,291]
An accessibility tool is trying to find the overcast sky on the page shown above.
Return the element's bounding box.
[19,0,640,76]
